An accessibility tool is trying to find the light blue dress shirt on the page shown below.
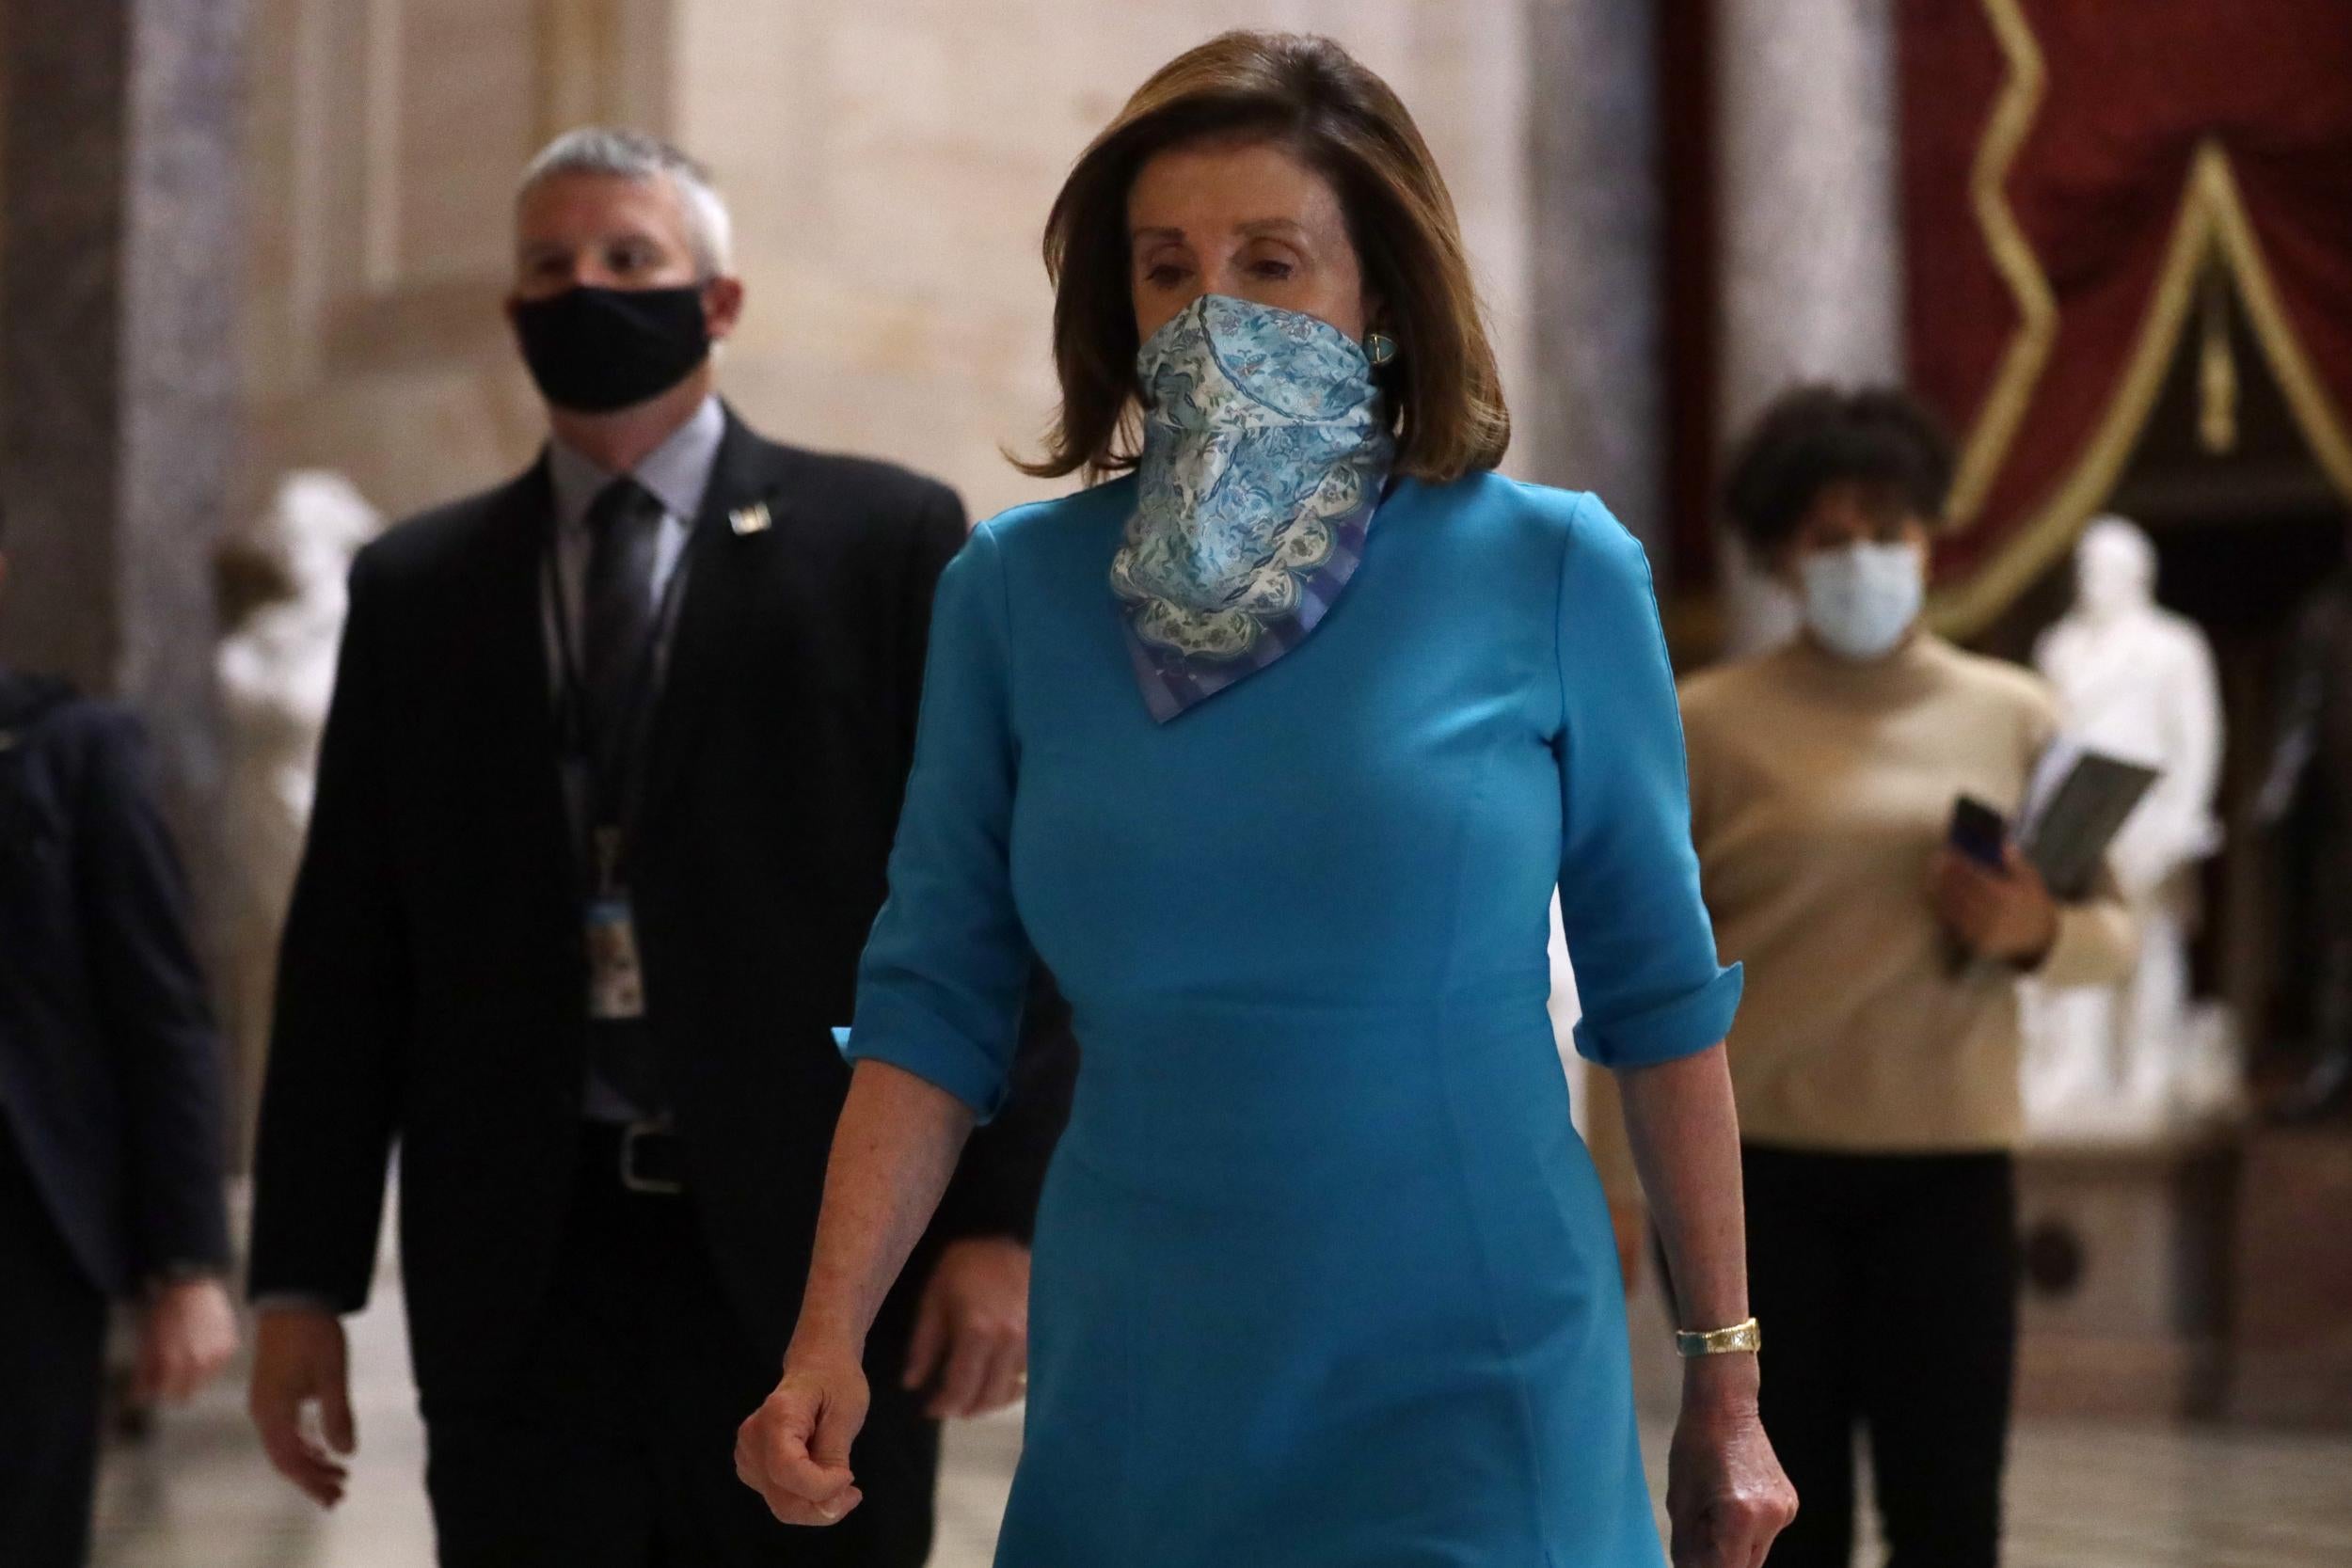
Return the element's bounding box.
[544,395,723,1124]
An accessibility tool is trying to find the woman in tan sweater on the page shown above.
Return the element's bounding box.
[1661,387,2133,1568]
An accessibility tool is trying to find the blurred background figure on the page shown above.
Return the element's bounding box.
[1674,386,2135,1568]
[2262,558,2352,1122]
[241,128,1073,1568]
[0,502,240,1568]
[2022,515,2231,1139]
[215,471,384,1156]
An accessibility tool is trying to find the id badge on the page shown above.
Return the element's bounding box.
[585,895,647,1021]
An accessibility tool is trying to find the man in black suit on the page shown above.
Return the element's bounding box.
[246,129,1073,1568]
[0,509,240,1567]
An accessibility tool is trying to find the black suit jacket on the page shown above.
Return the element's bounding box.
[0,672,231,1297]
[247,409,1074,1402]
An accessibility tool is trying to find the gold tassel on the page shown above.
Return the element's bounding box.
[2199,257,2239,454]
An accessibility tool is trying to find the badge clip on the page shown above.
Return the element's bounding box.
[729,501,772,536]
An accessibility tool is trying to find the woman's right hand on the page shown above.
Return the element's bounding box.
[736,1343,871,1527]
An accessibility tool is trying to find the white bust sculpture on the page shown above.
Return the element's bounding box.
[2022,515,2233,1138]
[217,472,383,1143]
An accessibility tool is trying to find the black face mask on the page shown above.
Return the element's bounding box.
[511,284,711,414]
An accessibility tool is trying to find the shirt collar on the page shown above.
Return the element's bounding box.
[547,394,727,532]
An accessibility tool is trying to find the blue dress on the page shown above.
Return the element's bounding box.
[844,471,1740,1566]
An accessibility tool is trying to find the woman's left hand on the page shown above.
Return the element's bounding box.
[1665,1365,1798,1568]
[1930,844,2059,965]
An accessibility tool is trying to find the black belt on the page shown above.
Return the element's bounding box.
[583,1118,686,1196]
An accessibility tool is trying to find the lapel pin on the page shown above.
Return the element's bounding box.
[729,501,772,537]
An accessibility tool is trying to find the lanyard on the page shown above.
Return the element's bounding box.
[543,512,697,881]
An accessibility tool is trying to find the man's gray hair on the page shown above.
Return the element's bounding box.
[517,127,735,277]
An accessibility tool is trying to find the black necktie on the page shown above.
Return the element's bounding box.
[580,476,666,804]
[580,477,669,1117]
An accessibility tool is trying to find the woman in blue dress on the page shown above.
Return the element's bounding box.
[740,30,1795,1567]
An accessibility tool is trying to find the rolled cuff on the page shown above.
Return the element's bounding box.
[834,1009,1010,1124]
[1573,962,1744,1069]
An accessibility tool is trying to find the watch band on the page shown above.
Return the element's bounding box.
[1675,1316,1762,1358]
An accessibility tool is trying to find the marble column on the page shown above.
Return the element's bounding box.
[1523,0,1670,575]
[1714,0,1904,653]
[1,0,249,838]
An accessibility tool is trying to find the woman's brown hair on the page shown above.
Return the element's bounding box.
[1021,30,1510,483]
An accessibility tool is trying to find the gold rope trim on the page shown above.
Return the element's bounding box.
[2197,259,2238,454]
[1932,142,2352,637]
[1946,0,2056,530]
[2204,148,2352,499]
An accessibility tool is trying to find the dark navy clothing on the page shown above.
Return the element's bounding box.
[0,671,230,1296]
[0,670,230,1568]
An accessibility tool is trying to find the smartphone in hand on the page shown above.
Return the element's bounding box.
[1942,796,2011,974]
[1948,796,2009,871]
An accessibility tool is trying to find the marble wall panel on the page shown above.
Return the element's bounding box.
[1713,0,1904,653]
[1523,0,1667,562]
[669,0,1537,523]
[1,0,249,830]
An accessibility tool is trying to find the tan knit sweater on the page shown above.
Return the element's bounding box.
[1586,634,2136,1177]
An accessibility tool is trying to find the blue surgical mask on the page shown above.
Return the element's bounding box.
[1800,541,1925,661]
[1110,294,1392,721]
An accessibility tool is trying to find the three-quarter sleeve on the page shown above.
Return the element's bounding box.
[1553,494,1742,1068]
[842,521,1031,1120]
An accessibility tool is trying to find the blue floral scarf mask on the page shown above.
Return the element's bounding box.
[1111,294,1394,722]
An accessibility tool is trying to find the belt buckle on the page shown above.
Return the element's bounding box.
[619,1118,684,1196]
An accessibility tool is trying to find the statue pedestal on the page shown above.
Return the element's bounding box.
[2227,1126,2352,1428]
[2014,1139,2238,1420]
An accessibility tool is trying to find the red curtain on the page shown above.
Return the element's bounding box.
[1899,0,2352,629]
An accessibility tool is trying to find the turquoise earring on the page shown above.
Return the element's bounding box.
[1364,330,1398,368]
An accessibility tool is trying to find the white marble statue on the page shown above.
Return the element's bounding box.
[217,472,383,1143]
[2023,515,2234,1139]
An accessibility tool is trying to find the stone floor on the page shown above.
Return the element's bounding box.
[91,1284,2352,1567]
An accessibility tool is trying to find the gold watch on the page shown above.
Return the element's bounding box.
[1675,1317,1762,1358]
